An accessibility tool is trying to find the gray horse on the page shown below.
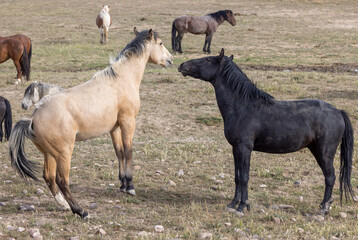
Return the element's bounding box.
[22,82,63,110]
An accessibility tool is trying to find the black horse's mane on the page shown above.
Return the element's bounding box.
[207,10,232,22]
[116,30,159,61]
[221,58,274,105]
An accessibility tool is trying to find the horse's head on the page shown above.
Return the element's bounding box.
[178,48,233,82]
[134,28,173,67]
[226,10,236,26]
[22,82,40,110]
[102,5,110,12]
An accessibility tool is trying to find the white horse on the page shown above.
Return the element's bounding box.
[10,29,173,219]
[96,5,112,44]
[21,82,63,110]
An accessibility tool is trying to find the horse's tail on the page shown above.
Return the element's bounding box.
[171,20,177,51]
[28,39,32,69]
[339,110,356,203]
[9,118,39,181]
[20,45,30,81]
[4,99,12,141]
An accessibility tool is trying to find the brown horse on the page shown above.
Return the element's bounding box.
[0,96,12,142]
[0,34,32,69]
[172,10,236,53]
[9,28,173,218]
[96,5,112,44]
[0,38,30,83]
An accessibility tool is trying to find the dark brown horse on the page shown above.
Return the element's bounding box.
[0,96,12,142]
[0,38,30,83]
[0,34,32,69]
[172,10,236,53]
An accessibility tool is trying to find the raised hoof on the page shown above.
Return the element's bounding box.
[225,206,236,213]
[126,189,136,196]
[235,210,245,217]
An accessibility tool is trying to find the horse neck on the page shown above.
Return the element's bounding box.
[215,15,226,26]
[212,79,239,121]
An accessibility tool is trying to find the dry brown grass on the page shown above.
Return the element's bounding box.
[0,0,358,239]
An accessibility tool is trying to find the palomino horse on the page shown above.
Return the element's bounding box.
[96,5,112,44]
[178,49,355,215]
[22,82,63,110]
[172,10,236,53]
[0,96,12,142]
[10,28,173,218]
[0,34,32,69]
[0,38,30,83]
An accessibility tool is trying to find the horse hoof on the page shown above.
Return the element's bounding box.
[225,206,236,213]
[235,210,244,217]
[82,211,89,219]
[126,189,136,196]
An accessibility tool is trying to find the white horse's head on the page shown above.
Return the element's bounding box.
[102,5,110,12]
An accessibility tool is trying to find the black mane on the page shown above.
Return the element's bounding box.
[116,30,158,61]
[207,10,231,22]
[221,58,274,105]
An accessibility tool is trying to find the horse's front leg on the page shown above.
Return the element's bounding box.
[119,117,136,196]
[206,34,213,53]
[226,145,241,212]
[110,127,126,192]
[234,144,252,214]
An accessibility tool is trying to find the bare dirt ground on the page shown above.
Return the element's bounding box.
[0,0,358,239]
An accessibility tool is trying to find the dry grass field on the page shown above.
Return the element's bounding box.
[1,0,358,239]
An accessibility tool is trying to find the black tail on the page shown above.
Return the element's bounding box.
[171,20,177,52]
[9,118,39,181]
[28,40,32,69]
[339,110,355,203]
[4,99,12,141]
[19,45,30,81]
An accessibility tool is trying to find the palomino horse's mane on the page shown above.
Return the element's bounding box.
[221,58,274,105]
[207,10,232,22]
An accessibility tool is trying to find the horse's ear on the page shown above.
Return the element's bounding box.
[229,55,234,60]
[108,5,110,8]
[148,29,154,39]
[133,27,139,36]
[219,48,225,59]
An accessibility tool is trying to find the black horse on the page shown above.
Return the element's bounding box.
[178,49,355,215]
[0,96,12,142]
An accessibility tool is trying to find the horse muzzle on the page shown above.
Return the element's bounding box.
[178,63,188,77]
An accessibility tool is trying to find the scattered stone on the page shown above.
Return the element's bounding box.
[95,228,106,235]
[298,228,304,234]
[338,212,347,219]
[19,204,36,211]
[210,176,216,181]
[71,167,78,170]
[224,222,231,226]
[0,202,6,206]
[312,215,325,222]
[234,228,246,237]
[299,196,304,202]
[215,180,224,184]
[154,225,164,233]
[294,180,301,185]
[253,235,259,239]
[168,180,176,186]
[259,184,267,188]
[133,165,141,171]
[138,231,149,237]
[22,190,28,194]
[219,173,225,179]
[279,204,294,209]
[235,211,244,217]
[89,203,98,209]
[108,183,115,187]
[178,169,184,176]
[18,227,25,232]
[271,204,279,210]
[331,236,339,240]
[35,189,44,195]
[4,180,12,184]
[273,217,281,224]
[94,163,103,167]
[7,225,15,231]
[292,217,297,222]
[69,237,80,240]
[29,228,42,239]
[156,170,165,175]
[199,232,212,240]
[260,209,265,213]
[193,161,201,164]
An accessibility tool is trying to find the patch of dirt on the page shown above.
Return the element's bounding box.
[242,63,358,73]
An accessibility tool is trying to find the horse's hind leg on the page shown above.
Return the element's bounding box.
[13,60,22,84]
[55,150,88,218]
[104,26,108,44]
[176,33,184,53]
[43,153,70,210]
[308,143,337,215]
[110,127,126,192]
[99,28,104,44]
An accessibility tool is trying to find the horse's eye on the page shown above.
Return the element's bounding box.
[159,42,163,45]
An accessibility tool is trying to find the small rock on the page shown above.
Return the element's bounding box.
[259,184,267,188]
[178,169,184,176]
[234,228,246,237]
[168,180,176,186]
[299,196,304,202]
[292,217,297,222]
[215,180,224,184]
[210,176,216,181]
[210,186,218,191]
[219,173,225,179]
[94,163,103,167]
[298,228,304,234]
[253,235,259,239]
[156,170,165,175]
[19,204,36,211]
[18,227,25,232]
[279,204,294,209]
[199,232,212,240]
[4,180,12,184]
[133,165,141,171]
[339,212,347,219]
[312,215,325,222]
[224,222,231,226]
[29,228,42,238]
[260,209,265,213]
[95,228,106,235]
[0,202,6,206]
[89,203,98,209]
[22,190,28,194]
[294,180,301,185]
[138,231,149,237]
[154,225,164,233]
[35,189,44,195]
[273,217,280,224]
[271,204,279,210]
[7,225,15,231]
[69,237,80,240]
[108,183,115,187]
[193,161,201,164]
